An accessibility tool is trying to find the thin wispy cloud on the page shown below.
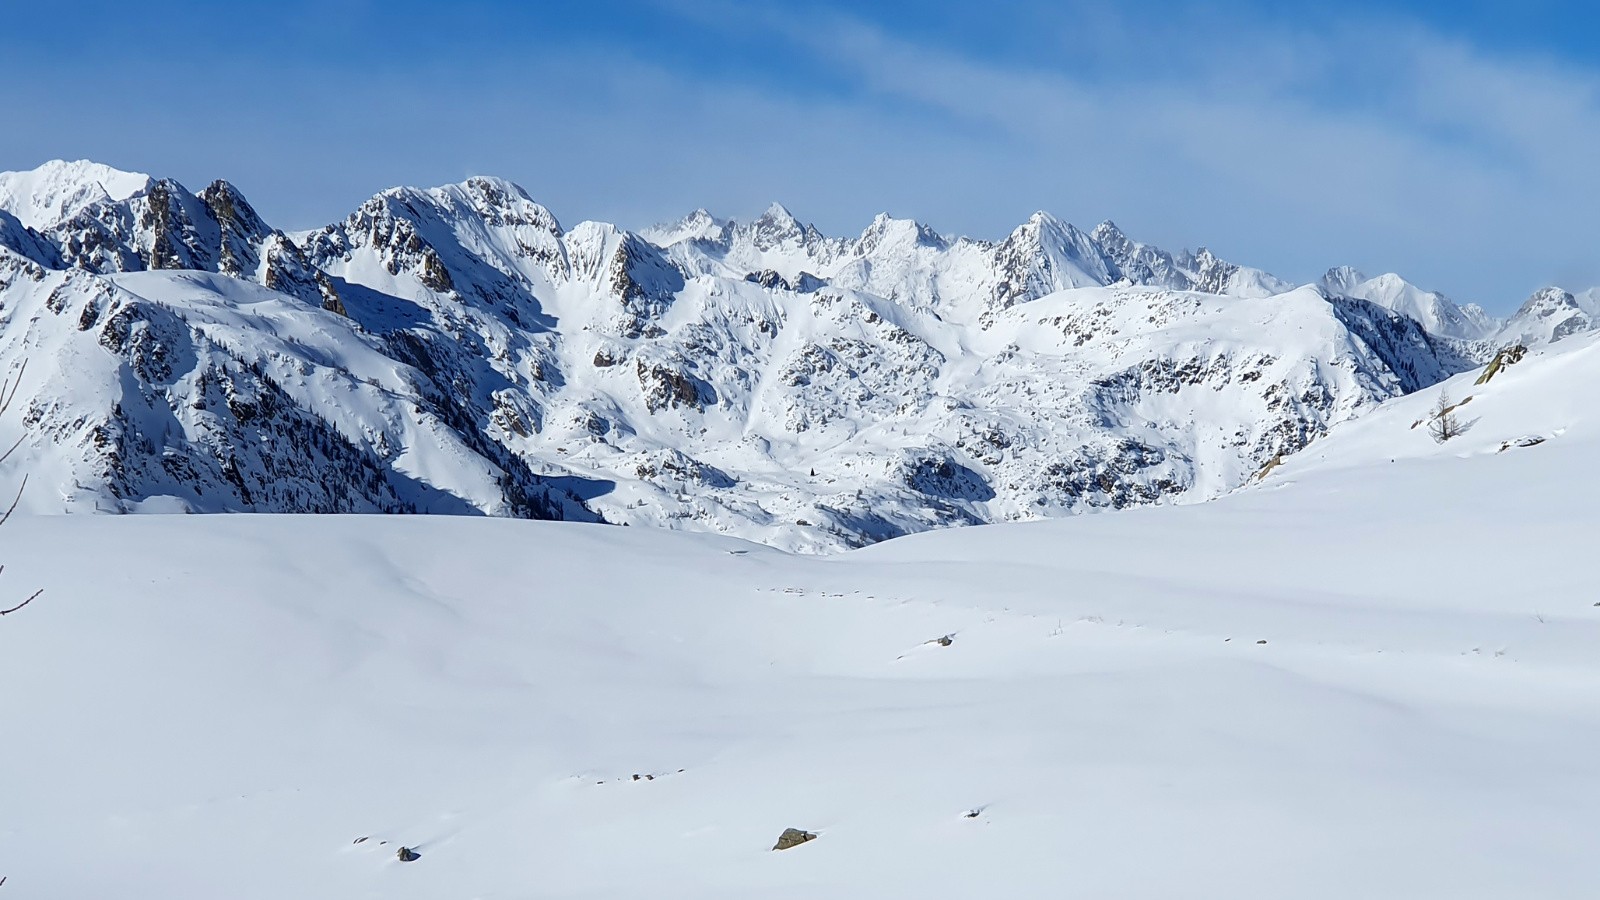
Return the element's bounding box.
[681,2,1600,306]
[1,0,1595,308]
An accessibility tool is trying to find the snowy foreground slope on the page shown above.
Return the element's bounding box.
[5,160,1595,550]
[4,336,1598,898]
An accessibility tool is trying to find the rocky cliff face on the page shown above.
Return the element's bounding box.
[1,160,1588,550]
[28,172,341,313]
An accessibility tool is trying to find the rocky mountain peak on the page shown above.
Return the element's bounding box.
[1321,266,1368,294]
[746,201,809,250]
[855,213,947,256]
[0,159,152,231]
[1017,210,1073,238]
[1518,285,1578,312]
[1090,220,1129,250]
[199,180,268,233]
[451,176,564,235]
[642,208,730,248]
[759,200,797,225]
[197,180,274,278]
[989,213,1113,309]
[1501,285,1593,345]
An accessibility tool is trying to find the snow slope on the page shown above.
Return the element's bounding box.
[1260,328,1600,480]
[3,330,1598,897]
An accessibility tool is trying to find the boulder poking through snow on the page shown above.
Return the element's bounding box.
[772,828,817,851]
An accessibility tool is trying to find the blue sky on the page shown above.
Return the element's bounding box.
[5,0,1599,309]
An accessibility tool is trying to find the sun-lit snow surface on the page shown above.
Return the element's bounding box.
[3,335,1598,898]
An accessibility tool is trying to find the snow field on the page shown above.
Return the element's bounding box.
[5,352,1598,898]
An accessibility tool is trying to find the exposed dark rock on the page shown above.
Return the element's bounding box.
[772,828,817,851]
[636,357,711,413]
[745,269,825,293]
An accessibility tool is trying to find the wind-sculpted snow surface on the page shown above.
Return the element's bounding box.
[4,334,1599,897]
[1,160,1593,548]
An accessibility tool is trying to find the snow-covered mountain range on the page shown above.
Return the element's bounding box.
[1,160,1593,549]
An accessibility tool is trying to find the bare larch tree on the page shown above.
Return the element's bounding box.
[1428,388,1463,444]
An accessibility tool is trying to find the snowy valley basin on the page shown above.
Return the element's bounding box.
[3,333,1599,898]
